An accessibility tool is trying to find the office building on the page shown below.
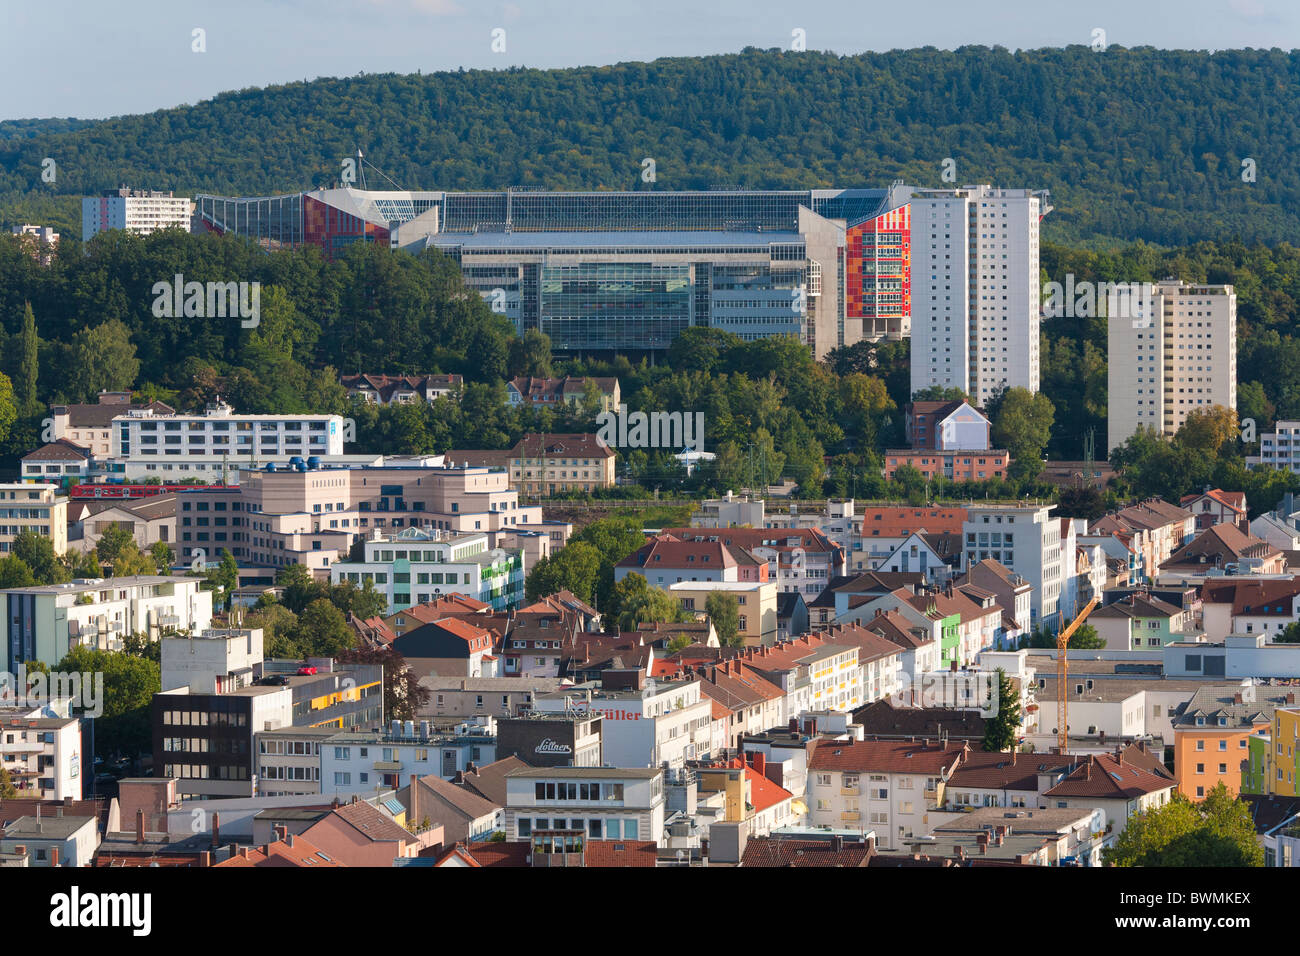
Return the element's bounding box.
[83,187,193,240]
[329,528,524,613]
[1108,281,1237,453]
[909,185,1048,404]
[111,399,344,459]
[195,185,917,358]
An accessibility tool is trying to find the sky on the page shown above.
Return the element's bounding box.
[2,0,1298,120]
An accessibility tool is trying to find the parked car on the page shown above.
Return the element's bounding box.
[296,666,317,676]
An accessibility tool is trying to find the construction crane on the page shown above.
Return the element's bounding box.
[1057,597,1099,755]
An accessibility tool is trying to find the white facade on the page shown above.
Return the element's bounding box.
[329,527,524,613]
[963,505,1063,630]
[1108,282,1237,453]
[160,628,264,693]
[503,767,666,845]
[112,401,345,459]
[909,186,1045,404]
[534,679,717,769]
[1249,421,1300,473]
[320,723,497,795]
[0,715,83,800]
[82,189,192,240]
[1,576,214,671]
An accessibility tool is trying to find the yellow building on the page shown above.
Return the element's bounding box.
[1271,707,1300,796]
[0,482,67,555]
[668,580,778,646]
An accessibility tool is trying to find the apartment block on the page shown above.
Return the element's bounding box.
[82,187,192,240]
[1,576,213,671]
[909,185,1046,405]
[1107,281,1237,453]
[962,503,1063,630]
[0,483,67,554]
[111,399,344,460]
[502,766,665,845]
[0,714,83,800]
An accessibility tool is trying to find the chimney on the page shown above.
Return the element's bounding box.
[211,812,220,849]
[955,845,965,861]
[752,752,767,778]
[50,847,59,867]
[239,847,250,859]
[979,841,987,855]
[199,850,212,868]
[273,824,288,843]
[410,774,420,823]
[135,809,145,845]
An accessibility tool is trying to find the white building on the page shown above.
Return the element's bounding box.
[82,187,192,240]
[1108,281,1237,453]
[0,714,83,800]
[1249,421,1300,473]
[160,628,264,693]
[909,185,1047,405]
[111,399,345,459]
[319,720,497,796]
[502,766,666,845]
[533,677,717,770]
[329,527,524,613]
[1,576,214,671]
[963,504,1064,631]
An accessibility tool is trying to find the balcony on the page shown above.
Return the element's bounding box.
[373,760,402,772]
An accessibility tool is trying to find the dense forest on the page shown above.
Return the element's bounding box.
[3,47,1300,245]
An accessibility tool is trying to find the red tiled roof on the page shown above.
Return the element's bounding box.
[1043,752,1175,799]
[741,837,873,867]
[807,738,967,774]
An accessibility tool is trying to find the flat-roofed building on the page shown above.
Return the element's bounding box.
[0,483,67,555]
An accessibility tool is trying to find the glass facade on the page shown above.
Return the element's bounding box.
[540,262,692,351]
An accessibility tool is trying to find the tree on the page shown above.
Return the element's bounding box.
[1066,622,1105,650]
[990,388,1055,463]
[330,578,388,621]
[94,523,135,567]
[149,541,176,572]
[277,563,327,614]
[56,646,160,759]
[1105,784,1263,867]
[68,319,140,401]
[338,645,430,722]
[291,598,356,657]
[0,371,16,449]
[15,301,39,416]
[508,329,553,378]
[0,553,36,589]
[12,529,67,585]
[981,668,1022,751]
[525,541,602,604]
[205,549,239,611]
[665,633,693,653]
[0,764,17,799]
[607,573,689,632]
[705,590,742,647]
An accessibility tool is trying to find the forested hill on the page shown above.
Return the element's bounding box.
[3,45,1300,246]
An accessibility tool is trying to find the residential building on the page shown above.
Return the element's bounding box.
[1171,684,1293,801]
[662,526,845,598]
[160,627,264,693]
[908,185,1047,404]
[1267,708,1300,797]
[1088,498,1196,584]
[20,440,95,484]
[923,805,1108,866]
[320,720,497,794]
[341,373,463,405]
[806,738,967,850]
[495,713,603,767]
[695,753,796,838]
[1107,281,1237,453]
[0,483,67,554]
[615,534,769,588]
[1042,751,1176,837]
[905,400,993,450]
[1249,421,1300,473]
[506,376,621,413]
[882,448,1009,482]
[963,503,1064,630]
[447,433,617,494]
[68,494,176,555]
[0,811,99,866]
[300,798,429,864]
[398,773,503,843]
[421,676,566,719]
[0,714,83,800]
[1181,488,1247,532]
[1,575,213,671]
[254,726,337,796]
[1090,593,1200,650]
[502,766,666,845]
[83,186,192,240]
[669,580,779,646]
[1161,522,1286,577]
[48,391,175,457]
